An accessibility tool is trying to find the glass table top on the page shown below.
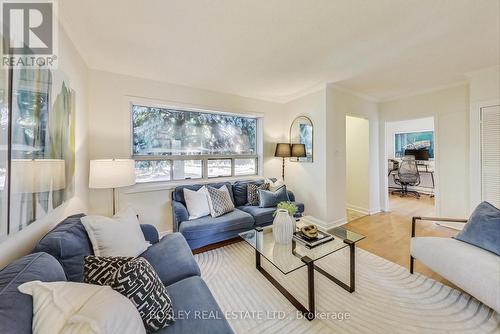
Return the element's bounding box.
[239,222,365,275]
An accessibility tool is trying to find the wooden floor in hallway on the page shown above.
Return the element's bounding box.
[345,194,461,287]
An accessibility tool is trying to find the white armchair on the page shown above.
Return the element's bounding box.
[410,216,500,313]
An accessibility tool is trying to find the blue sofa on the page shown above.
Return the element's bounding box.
[172,179,305,250]
[0,214,233,334]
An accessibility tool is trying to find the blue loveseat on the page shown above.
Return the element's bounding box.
[0,214,233,334]
[172,179,305,250]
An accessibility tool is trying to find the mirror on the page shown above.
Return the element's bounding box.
[289,116,313,162]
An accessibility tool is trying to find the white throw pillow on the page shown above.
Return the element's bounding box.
[18,281,146,334]
[184,186,210,220]
[81,207,150,257]
[265,178,285,192]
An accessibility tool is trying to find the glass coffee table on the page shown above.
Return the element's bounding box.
[239,222,365,321]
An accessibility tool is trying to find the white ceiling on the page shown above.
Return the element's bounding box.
[60,0,499,102]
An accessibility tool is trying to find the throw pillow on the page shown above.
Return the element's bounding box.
[84,255,134,286]
[454,201,500,256]
[18,280,145,334]
[81,207,150,257]
[207,185,235,217]
[184,186,211,220]
[107,257,174,332]
[259,186,290,208]
[247,183,270,206]
[265,178,285,192]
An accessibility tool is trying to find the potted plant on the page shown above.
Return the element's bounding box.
[274,202,298,217]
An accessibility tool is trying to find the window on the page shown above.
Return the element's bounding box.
[132,104,259,182]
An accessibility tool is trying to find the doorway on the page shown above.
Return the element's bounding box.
[346,116,370,222]
[384,117,437,215]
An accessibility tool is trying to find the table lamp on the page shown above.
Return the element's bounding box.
[291,143,307,160]
[89,159,136,215]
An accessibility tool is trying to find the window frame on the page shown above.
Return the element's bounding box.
[130,101,262,184]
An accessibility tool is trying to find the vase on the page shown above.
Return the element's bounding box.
[273,209,294,244]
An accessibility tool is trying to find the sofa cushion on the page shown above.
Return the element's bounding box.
[140,233,201,286]
[411,237,500,313]
[33,214,92,282]
[239,202,305,226]
[232,180,265,207]
[258,186,289,208]
[0,252,66,334]
[162,276,234,334]
[179,209,254,240]
[237,206,276,226]
[454,201,500,256]
[173,182,234,206]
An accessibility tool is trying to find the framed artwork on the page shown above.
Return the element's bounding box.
[394,131,434,159]
[1,67,75,238]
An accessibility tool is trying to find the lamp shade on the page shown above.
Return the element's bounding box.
[291,144,307,157]
[89,159,136,189]
[274,143,291,157]
[11,159,66,193]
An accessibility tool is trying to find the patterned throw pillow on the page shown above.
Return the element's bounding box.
[83,256,174,332]
[207,185,235,217]
[84,255,133,285]
[247,183,269,206]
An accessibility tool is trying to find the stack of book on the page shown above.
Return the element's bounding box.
[293,229,334,248]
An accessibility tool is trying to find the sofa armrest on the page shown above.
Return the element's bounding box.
[287,190,296,202]
[172,200,189,232]
[140,224,159,244]
[411,216,468,238]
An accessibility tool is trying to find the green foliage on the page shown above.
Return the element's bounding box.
[132,105,257,156]
[274,201,298,217]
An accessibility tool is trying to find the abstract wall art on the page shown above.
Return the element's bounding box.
[0,67,75,240]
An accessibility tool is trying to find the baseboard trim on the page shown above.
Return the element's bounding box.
[347,205,381,216]
[324,217,347,229]
[347,205,370,215]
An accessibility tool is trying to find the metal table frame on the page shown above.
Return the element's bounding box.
[253,227,356,321]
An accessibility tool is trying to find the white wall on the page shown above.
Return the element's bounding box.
[379,84,469,217]
[87,70,286,232]
[346,116,370,214]
[284,89,328,220]
[0,27,89,269]
[326,86,380,221]
[283,85,379,227]
[466,66,500,211]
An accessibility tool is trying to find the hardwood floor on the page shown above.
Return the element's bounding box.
[345,194,460,287]
[346,209,367,222]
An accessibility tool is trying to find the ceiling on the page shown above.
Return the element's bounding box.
[60,0,500,102]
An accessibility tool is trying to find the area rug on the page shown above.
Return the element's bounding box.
[194,242,499,334]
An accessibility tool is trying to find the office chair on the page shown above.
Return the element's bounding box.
[391,157,421,198]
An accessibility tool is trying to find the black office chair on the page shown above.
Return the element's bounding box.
[392,157,421,198]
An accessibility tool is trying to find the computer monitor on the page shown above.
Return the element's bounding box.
[404,149,430,161]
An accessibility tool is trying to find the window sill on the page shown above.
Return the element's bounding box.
[123,175,264,194]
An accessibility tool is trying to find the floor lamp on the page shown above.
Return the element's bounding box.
[274,143,291,180]
[89,159,136,215]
